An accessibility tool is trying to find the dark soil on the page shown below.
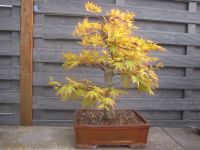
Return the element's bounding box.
[76,110,144,126]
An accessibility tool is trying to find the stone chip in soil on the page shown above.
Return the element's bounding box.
[76,110,144,126]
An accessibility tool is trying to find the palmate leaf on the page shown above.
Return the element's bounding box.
[109,46,118,53]
[82,97,96,107]
[48,77,62,87]
[123,60,135,71]
[57,85,75,98]
[131,75,140,87]
[63,61,79,69]
[85,1,102,13]
[108,88,120,98]
[84,91,100,100]
[97,103,105,109]
[137,80,154,95]
[113,62,125,72]
[98,57,106,64]
[94,86,104,94]
[102,97,115,107]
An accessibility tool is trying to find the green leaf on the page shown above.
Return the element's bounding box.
[94,86,104,94]
[97,103,105,109]
[131,76,140,87]
[57,85,75,99]
[48,77,62,87]
[63,61,79,69]
[102,97,114,107]
[109,88,120,98]
[84,91,100,100]
[109,46,118,53]
[123,60,135,71]
[113,62,124,72]
[147,86,154,95]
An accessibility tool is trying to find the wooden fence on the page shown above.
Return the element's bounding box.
[0,0,21,125]
[0,0,200,127]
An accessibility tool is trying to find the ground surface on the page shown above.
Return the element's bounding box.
[0,127,200,150]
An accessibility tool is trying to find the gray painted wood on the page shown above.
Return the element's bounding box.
[0,0,21,6]
[34,26,200,46]
[33,50,200,67]
[0,90,19,103]
[33,72,200,89]
[36,2,200,24]
[0,3,20,125]
[0,18,20,31]
[183,1,197,120]
[0,42,19,56]
[32,96,200,110]
[33,109,182,121]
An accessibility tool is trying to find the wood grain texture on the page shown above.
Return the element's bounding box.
[0,0,21,125]
[34,26,200,46]
[32,96,200,110]
[33,72,200,89]
[35,2,200,24]
[0,0,21,6]
[182,2,197,120]
[0,90,19,103]
[0,67,19,80]
[20,0,33,126]
[33,50,200,68]
[0,18,20,31]
[0,43,19,56]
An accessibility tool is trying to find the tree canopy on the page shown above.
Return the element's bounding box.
[49,2,165,116]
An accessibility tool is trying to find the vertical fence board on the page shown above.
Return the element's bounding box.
[20,0,33,126]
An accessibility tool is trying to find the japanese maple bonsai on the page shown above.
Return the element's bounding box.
[49,1,165,149]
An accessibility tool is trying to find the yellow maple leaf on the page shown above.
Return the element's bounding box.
[85,1,102,13]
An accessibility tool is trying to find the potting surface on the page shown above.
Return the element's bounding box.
[0,126,200,150]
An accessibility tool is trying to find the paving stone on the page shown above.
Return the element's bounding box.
[0,126,188,150]
[164,128,200,150]
[0,126,75,150]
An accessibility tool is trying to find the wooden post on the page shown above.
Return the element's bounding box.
[20,0,34,125]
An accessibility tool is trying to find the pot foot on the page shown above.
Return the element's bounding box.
[129,144,146,149]
[76,144,97,149]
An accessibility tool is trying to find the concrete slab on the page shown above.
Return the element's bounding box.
[0,126,191,150]
[164,128,200,150]
[0,126,75,150]
[145,128,182,150]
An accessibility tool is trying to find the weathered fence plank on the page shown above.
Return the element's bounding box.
[33,72,200,89]
[0,18,20,31]
[0,2,21,125]
[36,2,200,24]
[34,26,200,46]
[0,91,19,104]
[32,96,200,110]
[33,50,200,68]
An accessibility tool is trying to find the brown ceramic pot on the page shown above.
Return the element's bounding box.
[74,109,150,149]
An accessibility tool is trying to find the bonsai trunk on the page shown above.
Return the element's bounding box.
[104,68,115,120]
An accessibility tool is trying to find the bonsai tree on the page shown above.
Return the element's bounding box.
[49,2,165,120]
